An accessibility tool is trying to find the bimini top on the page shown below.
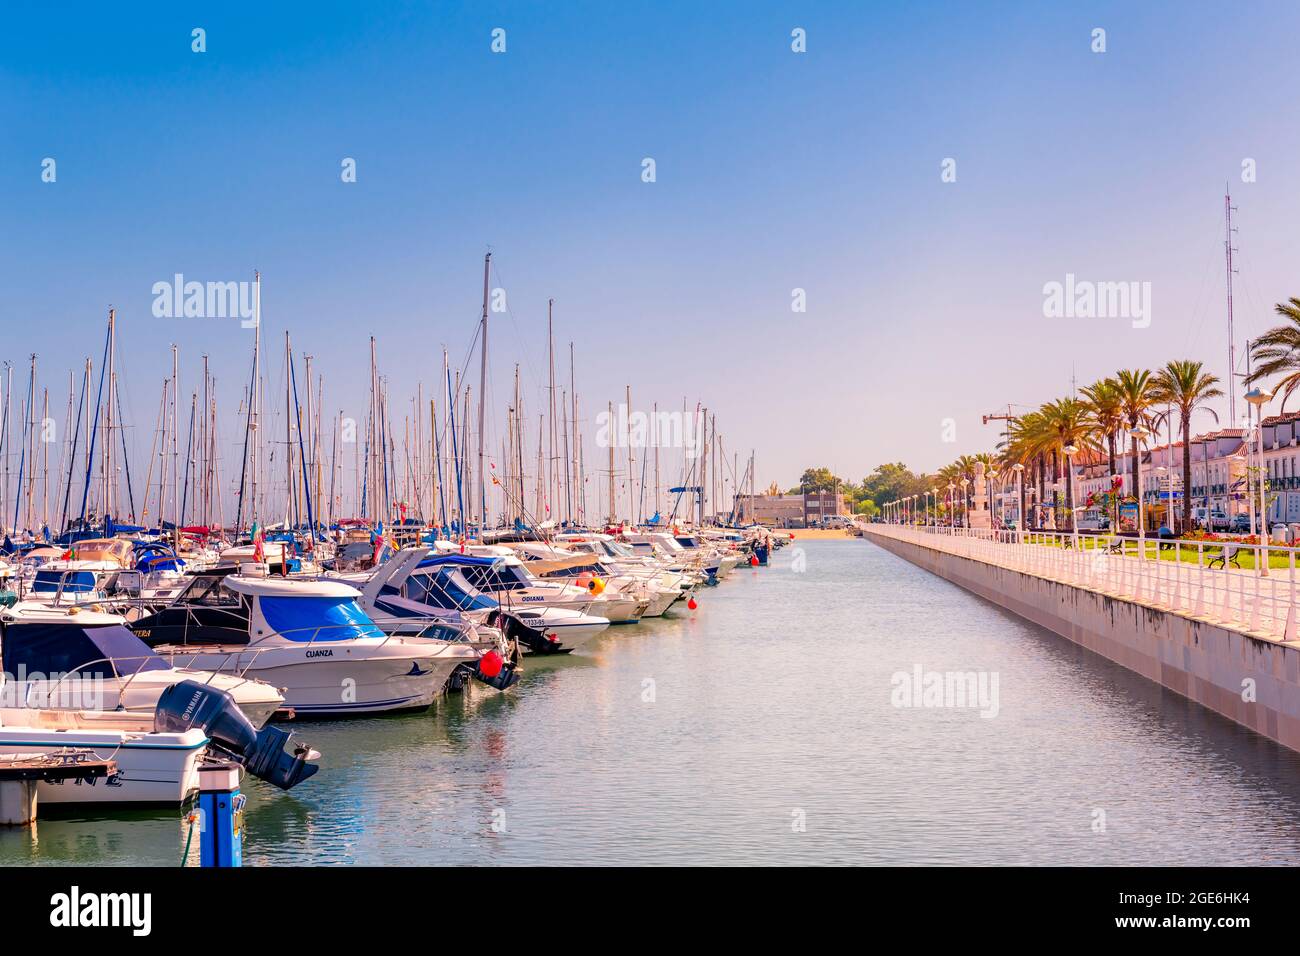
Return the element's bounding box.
[224,576,362,599]
[416,553,503,571]
[227,576,382,644]
[60,538,135,567]
[1,619,169,677]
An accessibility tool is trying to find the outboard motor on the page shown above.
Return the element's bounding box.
[489,609,565,656]
[155,681,319,791]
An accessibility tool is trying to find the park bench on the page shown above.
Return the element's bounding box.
[1207,544,1242,570]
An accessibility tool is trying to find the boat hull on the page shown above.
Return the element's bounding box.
[0,726,207,805]
[152,645,455,717]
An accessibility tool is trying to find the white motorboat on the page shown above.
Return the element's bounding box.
[0,603,285,726]
[506,541,678,618]
[130,573,459,716]
[327,548,520,690]
[402,557,610,654]
[454,545,648,623]
[0,707,207,805]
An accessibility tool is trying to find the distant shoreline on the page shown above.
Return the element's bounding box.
[780,528,855,539]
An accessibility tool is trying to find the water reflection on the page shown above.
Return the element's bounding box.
[6,540,1300,865]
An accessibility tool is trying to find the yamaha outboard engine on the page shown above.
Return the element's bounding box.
[155,681,319,791]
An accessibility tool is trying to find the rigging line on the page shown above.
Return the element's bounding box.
[77,324,111,523]
[114,378,137,522]
[59,363,87,532]
[290,353,317,535]
[486,259,545,396]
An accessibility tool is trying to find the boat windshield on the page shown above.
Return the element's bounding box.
[32,569,98,595]
[178,574,242,606]
[259,596,385,642]
[545,559,603,578]
[406,568,497,612]
[459,563,533,592]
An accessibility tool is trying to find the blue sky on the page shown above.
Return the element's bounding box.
[3,0,1299,509]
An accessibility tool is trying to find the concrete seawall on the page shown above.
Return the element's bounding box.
[865,527,1300,752]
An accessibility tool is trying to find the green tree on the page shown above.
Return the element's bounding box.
[1116,368,1159,500]
[1249,298,1300,409]
[1152,360,1222,529]
[861,462,927,506]
[797,467,840,492]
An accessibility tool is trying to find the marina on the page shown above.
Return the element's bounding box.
[7,537,1300,867]
[10,3,1300,933]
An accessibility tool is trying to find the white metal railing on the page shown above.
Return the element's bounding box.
[868,522,1300,644]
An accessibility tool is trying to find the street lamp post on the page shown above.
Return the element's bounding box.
[1155,466,1167,532]
[1130,425,1150,555]
[947,482,955,530]
[1246,386,1274,574]
[1063,444,1079,531]
[959,478,970,530]
[1012,463,1024,542]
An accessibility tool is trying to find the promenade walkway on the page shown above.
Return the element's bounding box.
[868,524,1300,645]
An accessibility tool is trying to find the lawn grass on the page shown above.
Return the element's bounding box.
[1017,533,1300,571]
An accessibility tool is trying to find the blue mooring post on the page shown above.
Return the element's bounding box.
[198,762,244,868]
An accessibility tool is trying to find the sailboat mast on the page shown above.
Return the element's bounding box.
[654,402,660,521]
[569,343,577,524]
[547,298,556,521]
[169,343,178,541]
[476,253,490,535]
[626,386,633,523]
[607,399,615,524]
[250,271,262,530]
[103,311,116,523]
[41,386,49,534]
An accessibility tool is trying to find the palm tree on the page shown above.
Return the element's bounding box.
[1080,378,1124,478]
[1005,409,1052,528]
[1247,297,1300,409]
[1040,398,1093,528]
[1115,369,1159,519]
[1152,360,1222,530]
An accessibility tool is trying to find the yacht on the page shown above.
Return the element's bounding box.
[130,572,458,716]
[326,548,520,690]
[452,545,649,622]
[0,603,284,726]
[507,540,682,617]
[0,706,208,805]
[622,531,722,584]
[402,557,610,654]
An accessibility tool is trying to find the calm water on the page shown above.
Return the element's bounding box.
[6,538,1300,866]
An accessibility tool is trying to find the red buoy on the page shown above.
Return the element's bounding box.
[479,650,503,678]
[687,597,698,610]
